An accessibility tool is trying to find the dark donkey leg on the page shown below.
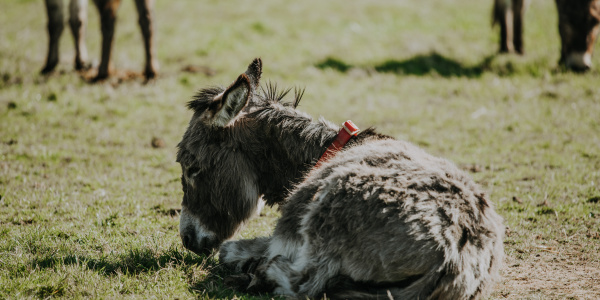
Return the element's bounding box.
[512,0,525,54]
[93,0,121,80]
[134,0,158,80]
[68,0,90,70]
[494,0,514,53]
[41,0,65,74]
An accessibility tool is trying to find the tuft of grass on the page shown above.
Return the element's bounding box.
[33,277,67,298]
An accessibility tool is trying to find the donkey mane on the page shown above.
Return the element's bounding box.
[187,86,226,113]
[187,81,305,115]
[258,82,305,108]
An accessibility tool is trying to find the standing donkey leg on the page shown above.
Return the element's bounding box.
[512,0,525,54]
[493,0,526,54]
[92,0,121,81]
[493,0,514,53]
[41,0,65,74]
[68,0,90,70]
[134,0,158,80]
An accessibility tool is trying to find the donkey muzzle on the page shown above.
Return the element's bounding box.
[181,233,217,256]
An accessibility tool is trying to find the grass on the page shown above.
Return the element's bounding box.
[1,0,599,298]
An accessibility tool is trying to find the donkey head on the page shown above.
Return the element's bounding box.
[556,0,600,71]
[176,59,263,255]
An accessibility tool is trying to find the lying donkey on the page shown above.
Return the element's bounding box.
[176,58,505,299]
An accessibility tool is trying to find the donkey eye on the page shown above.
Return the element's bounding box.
[186,167,201,179]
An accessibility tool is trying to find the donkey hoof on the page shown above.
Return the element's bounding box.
[241,256,266,274]
[41,62,58,75]
[223,274,252,290]
[75,61,92,71]
[144,69,157,80]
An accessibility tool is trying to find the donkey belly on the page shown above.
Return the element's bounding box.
[298,171,447,284]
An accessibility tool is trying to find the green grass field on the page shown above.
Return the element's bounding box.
[1,0,599,298]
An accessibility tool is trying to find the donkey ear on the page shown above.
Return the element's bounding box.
[591,2,600,21]
[244,58,262,88]
[211,74,251,127]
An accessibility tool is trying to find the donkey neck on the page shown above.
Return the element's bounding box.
[249,106,394,206]
[249,107,338,205]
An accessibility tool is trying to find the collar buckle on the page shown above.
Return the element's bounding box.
[313,120,360,169]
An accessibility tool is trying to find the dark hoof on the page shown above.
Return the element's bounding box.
[90,73,109,83]
[240,256,267,274]
[75,62,92,71]
[41,63,58,75]
[144,69,158,82]
[224,274,253,290]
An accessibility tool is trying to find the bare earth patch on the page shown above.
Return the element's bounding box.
[494,248,600,299]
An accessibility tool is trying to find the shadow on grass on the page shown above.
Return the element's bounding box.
[315,53,498,78]
[30,246,208,275]
[29,246,274,298]
[188,270,278,300]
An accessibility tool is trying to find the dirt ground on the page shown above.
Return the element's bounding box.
[494,247,600,299]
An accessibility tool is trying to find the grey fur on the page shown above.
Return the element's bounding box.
[177,58,505,299]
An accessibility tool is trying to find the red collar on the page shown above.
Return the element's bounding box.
[313,120,360,169]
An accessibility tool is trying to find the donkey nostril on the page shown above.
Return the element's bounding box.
[198,237,208,251]
[182,235,214,255]
[182,234,192,249]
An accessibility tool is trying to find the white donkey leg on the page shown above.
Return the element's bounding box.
[257,256,341,297]
[252,254,299,295]
[68,0,89,70]
[219,237,270,272]
[253,242,340,298]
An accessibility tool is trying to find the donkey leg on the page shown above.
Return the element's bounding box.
[493,0,514,53]
[512,0,525,54]
[42,0,64,74]
[134,0,158,80]
[219,237,271,273]
[252,249,341,298]
[250,255,299,295]
[93,0,121,80]
[68,0,90,70]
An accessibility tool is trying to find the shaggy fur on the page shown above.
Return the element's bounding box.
[177,58,505,299]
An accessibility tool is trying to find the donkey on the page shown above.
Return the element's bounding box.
[176,58,505,299]
[41,0,158,81]
[493,0,600,71]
